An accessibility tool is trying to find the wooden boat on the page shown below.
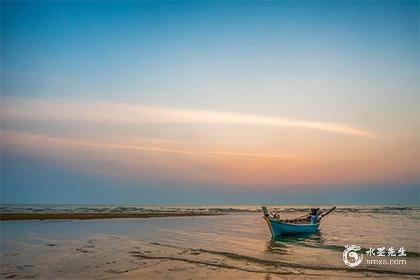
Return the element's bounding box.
[262,206,336,238]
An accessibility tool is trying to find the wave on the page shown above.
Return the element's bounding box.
[1,204,419,215]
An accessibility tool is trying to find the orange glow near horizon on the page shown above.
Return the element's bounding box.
[1,126,417,189]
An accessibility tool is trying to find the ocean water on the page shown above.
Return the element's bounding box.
[0,205,419,279]
[0,204,259,214]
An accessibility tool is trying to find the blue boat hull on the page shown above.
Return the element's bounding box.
[265,217,320,237]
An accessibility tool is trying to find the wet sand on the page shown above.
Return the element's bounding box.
[0,212,223,221]
[1,207,419,279]
[1,234,416,280]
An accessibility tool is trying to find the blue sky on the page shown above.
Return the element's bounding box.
[1,1,418,204]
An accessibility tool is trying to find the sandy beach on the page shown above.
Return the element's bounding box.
[5,233,395,280]
[0,212,223,221]
[1,206,419,279]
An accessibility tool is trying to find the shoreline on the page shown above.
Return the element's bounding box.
[0,212,225,221]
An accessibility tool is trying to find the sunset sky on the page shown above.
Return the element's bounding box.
[1,1,418,204]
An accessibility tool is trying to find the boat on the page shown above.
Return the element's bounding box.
[262,206,336,238]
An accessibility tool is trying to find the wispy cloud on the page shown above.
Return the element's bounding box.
[1,131,292,159]
[1,97,376,137]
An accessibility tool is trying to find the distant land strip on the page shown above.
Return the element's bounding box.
[0,212,225,221]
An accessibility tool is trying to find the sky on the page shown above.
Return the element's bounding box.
[1,1,419,204]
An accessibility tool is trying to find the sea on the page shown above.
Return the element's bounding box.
[0,205,419,279]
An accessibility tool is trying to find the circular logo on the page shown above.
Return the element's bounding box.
[343,245,363,267]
